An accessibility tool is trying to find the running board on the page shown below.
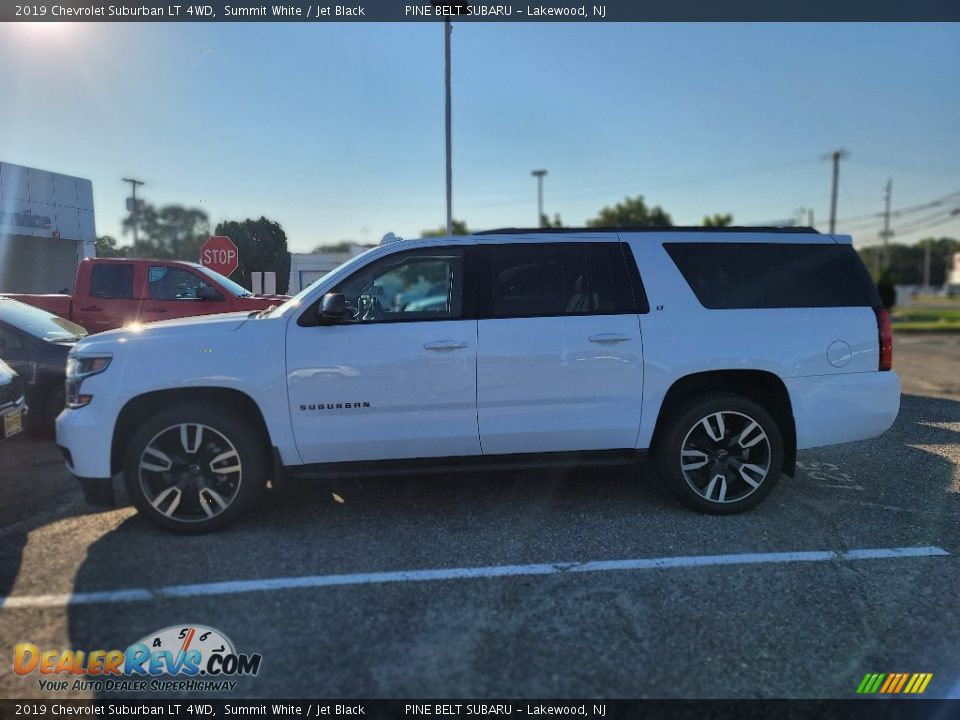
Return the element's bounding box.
[284,449,647,481]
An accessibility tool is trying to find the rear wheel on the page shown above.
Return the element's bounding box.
[123,403,267,533]
[656,393,783,514]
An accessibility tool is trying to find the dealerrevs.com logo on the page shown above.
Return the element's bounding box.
[13,625,262,693]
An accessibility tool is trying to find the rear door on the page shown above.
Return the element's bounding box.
[75,262,137,332]
[476,240,645,455]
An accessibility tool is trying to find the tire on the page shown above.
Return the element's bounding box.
[656,393,783,514]
[123,403,267,533]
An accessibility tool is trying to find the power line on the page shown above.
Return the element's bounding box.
[896,212,960,236]
[894,207,960,235]
[834,190,960,224]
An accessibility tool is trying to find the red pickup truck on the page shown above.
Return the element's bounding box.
[5,258,287,333]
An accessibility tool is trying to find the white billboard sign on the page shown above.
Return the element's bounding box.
[0,162,95,242]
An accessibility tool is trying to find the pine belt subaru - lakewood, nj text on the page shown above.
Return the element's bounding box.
[56,227,900,533]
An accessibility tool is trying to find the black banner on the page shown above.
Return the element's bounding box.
[0,700,958,720]
[2,0,959,22]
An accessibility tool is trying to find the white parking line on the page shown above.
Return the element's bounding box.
[0,545,949,610]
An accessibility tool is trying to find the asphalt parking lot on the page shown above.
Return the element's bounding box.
[0,332,958,700]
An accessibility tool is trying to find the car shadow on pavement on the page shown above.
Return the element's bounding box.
[53,393,960,698]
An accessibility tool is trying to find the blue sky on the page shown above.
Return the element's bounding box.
[1,22,958,252]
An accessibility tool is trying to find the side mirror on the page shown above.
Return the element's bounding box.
[197,285,224,301]
[318,293,347,325]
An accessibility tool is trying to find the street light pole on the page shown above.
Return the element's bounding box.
[444,19,453,236]
[122,177,144,256]
[531,169,547,227]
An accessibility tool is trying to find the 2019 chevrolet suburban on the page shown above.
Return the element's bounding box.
[56,227,900,533]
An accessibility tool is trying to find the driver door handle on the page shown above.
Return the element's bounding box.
[423,340,468,351]
[144,308,168,313]
[589,333,631,343]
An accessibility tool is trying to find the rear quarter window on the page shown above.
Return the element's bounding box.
[89,264,135,300]
[664,242,881,309]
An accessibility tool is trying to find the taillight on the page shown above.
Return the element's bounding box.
[874,307,893,371]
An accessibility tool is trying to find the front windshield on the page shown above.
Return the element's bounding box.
[0,299,88,342]
[192,265,254,297]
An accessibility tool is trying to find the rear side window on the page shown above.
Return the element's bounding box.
[664,242,881,309]
[480,242,637,319]
[89,264,134,300]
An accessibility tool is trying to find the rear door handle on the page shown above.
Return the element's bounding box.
[423,340,468,351]
[589,333,631,343]
[78,305,102,312]
[144,308,168,313]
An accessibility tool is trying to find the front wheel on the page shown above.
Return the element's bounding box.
[656,393,783,514]
[123,403,267,533]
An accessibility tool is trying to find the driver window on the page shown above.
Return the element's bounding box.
[333,248,464,323]
[148,266,211,301]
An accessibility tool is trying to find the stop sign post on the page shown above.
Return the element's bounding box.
[200,236,239,277]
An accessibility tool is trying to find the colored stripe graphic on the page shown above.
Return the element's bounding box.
[880,674,897,693]
[894,673,910,693]
[857,672,933,694]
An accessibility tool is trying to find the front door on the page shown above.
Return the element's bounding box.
[139,265,228,324]
[476,241,645,455]
[286,244,480,464]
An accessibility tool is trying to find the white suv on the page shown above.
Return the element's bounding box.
[57,228,900,532]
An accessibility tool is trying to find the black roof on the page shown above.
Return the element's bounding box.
[475,226,820,235]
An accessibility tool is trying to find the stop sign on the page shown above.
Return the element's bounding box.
[200,236,239,277]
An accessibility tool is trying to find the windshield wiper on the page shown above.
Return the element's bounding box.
[256,305,277,318]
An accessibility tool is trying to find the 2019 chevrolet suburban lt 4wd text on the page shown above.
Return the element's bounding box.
[56,227,900,533]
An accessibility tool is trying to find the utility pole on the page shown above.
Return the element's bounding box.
[922,240,931,289]
[122,177,144,257]
[879,178,894,270]
[826,148,849,234]
[531,169,547,227]
[443,19,453,236]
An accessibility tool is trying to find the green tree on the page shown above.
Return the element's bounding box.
[540,213,564,228]
[311,241,355,254]
[421,219,469,237]
[858,237,960,286]
[214,217,291,294]
[587,196,672,228]
[95,235,130,258]
[702,213,733,227]
[122,203,210,260]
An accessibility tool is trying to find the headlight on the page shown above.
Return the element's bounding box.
[65,355,112,409]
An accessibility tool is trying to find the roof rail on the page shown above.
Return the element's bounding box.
[474,226,820,235]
